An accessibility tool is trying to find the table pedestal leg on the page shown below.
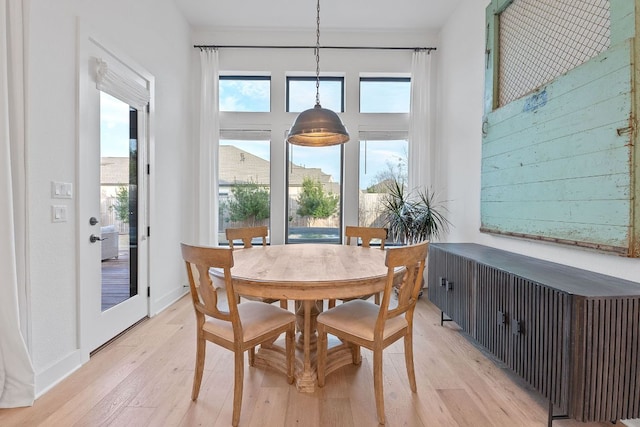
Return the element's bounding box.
[294,300,323,351]
[293,299,323,392]
[253,299,363,393]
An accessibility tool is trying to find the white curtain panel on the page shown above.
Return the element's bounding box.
[198,48,220,245]
[0,0,35,408]
[408,50,433,192]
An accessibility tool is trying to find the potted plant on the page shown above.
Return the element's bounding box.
[381,179,450,296]
[381,179,451,245]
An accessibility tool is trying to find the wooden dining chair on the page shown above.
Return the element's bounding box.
[316,241,429,425]
[181,243,295,427]
[225,226,288,309]
[327,225,387,309]
[226,225,268,249]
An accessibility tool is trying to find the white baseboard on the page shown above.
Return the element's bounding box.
[34,349,87,398]
[150,286,188,317]
[33,286,188,399]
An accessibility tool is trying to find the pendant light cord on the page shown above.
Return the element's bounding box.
[315,0,321,107]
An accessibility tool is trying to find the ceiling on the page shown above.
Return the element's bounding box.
[173,0,463,32]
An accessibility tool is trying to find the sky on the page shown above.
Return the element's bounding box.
[100,92,131,157]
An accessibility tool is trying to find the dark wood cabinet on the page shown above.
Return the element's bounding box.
[427,243,640,424]
[427,248,473,332]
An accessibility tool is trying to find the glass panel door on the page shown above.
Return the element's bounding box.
[99,92,138,311]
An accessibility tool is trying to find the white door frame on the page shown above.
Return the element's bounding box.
[77,23,153,355]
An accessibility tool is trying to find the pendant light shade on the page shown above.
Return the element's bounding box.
[287,0,349,147]
[287,104,349,147]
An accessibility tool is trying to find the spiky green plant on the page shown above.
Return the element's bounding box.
[381,179,451,245]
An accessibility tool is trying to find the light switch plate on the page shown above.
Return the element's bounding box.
[51,181,72,199]
[52,205,67,223]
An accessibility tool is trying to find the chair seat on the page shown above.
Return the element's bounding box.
[203,301,294,343]
[317,299,407,342]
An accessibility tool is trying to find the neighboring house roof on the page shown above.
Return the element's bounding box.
[219,145,337,189]
[101,157,129,185]
[219,145,270,185]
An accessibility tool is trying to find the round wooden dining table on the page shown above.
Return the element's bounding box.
[224,243,391,392]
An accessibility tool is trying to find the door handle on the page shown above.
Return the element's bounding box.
[512,319,523,335]
[89,234,103,243]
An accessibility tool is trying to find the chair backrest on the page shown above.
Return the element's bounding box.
[181,243,240,327]
[226,226,268,249]
[377,241,429,330]
[345,226,387,249]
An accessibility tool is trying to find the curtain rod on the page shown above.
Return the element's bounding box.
[193,45,435,52]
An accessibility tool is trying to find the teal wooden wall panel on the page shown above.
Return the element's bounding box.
[479,216,629,251]
[482,174,630,203]
[484,41,632,137]
[482,1,636,254]
[483,146,631,189]
[482,121,631,172]
[610,0,636,44]
[482,199,629,228]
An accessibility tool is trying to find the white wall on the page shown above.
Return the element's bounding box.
[437,0,640,283]
[28,0,192,394]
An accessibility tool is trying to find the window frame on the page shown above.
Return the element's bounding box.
[286,76,345,113]
[359,76,411,113]
[284,142,344,244]
[218,132,272,246]
[219,75,272,112]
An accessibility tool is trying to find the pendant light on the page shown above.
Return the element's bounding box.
[287,0,349,147]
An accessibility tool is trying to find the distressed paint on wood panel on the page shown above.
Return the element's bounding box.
[482,199,628,229]
[483,145,630,188]
[482,174,630,203]
[485,42,632,129]
[484,5,498,113]
[482,1,638,255]
[483,50,632,161]
[483,120,631,172]
[610,0,637,44]
[632,33,640,257]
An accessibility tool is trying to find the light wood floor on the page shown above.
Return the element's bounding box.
[0,295,619,427]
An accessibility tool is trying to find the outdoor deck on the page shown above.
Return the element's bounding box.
[101,249,131,311]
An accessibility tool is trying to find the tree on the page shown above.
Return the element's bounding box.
[366,158,408,193]
[225,181,270,226]
[296,177,338,224]
[110,186,129,223]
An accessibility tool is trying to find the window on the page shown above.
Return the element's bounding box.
[216,64,413,245]
[287,144,342,244]
[360,77,410,113]
[285,76,345,243]
[358,131,408,230]
[287,76,344,112]
[218,131,271,245]
[219,76,270,112]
